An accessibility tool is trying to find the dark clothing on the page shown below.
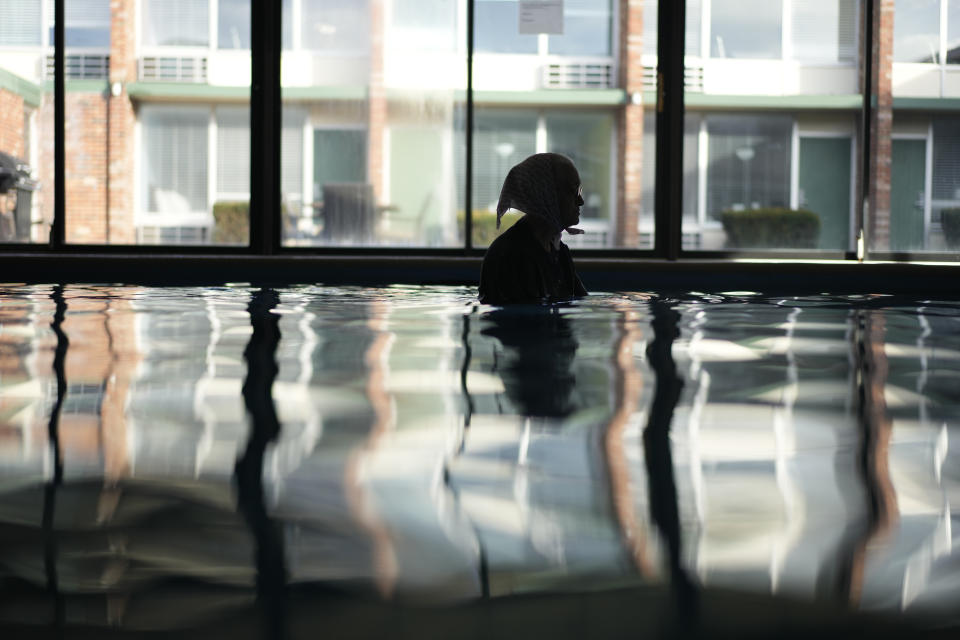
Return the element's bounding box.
[478,216,587,305]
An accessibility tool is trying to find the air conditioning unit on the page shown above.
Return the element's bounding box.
[45,54,110,80]
[642,65,704,93]
[542,62,614,89]
[139,56,208,83]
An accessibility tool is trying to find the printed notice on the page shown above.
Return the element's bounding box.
[518,0,564,35]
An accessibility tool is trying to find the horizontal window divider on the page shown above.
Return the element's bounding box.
[3,253,958,295]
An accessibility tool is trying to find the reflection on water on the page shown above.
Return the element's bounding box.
[0,285,958,634]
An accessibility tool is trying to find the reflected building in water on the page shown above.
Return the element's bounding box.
[0,286,957,634]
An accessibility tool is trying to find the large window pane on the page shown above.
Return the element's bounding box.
[706,115,792,218]
[689,1,862,252]
[710,0,781,59]
[893,0,940,63]
[141,107,209,218]
[792,0,858,63]
[0,0,41,46]
[548,0,612,57]
[142,0,209,48]
[545,111,613,224]
[475,0,538,54]
[301,0,369,52]
[948,0,960,64]
[218,0,250,50]
[466,110,538,241]
[283,0,464,247]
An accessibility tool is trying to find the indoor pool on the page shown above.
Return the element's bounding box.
[0,284,957,638]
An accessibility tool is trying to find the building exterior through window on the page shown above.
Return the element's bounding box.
[0,1,957,253]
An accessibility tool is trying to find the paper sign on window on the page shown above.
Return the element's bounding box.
[518,0,564,35]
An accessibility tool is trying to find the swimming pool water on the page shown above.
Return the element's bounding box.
[0,284,957,635]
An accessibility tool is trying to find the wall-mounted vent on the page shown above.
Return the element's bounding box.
[542,62,614,89]
[137,225,209,245]
[45,54,109,80]
[641,65,704,93]
[138,56,208,83]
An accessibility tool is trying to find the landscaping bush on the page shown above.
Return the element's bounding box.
[212,201,293,245]
[458,209,522,247]
[720,207,820,249]
[941,208,960,249]
[212,201,249,245]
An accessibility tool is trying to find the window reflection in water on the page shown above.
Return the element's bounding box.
[0,287,956,629]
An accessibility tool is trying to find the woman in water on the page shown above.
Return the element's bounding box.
[478,153,588,305]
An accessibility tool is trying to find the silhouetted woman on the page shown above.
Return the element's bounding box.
[478,153,588,305]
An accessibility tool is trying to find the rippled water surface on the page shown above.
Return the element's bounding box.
[0,284,957,635]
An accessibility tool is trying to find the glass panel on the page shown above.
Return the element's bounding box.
[282,0,464,247]
[949,0,960,64]
[689,1,862,252]
[791,0,858,63]
[218,0,250,50]
[473,0,633,249]
[0,0,47,243]
[880,5,960,255]
[545,111,614,246]
[710,0,781,59]
[547,0,612,57]
[475,0,538,54]
[893,0,940,63]
[142,0,209,48]
[301,0,369,52]
[460,109,537,247]
[57,0,249,246]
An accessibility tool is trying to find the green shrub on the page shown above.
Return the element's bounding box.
[212,201,249,245]
[941,208,960,249]
[212,201,294,245]
[720,207,821,249]
[457,209,522,247]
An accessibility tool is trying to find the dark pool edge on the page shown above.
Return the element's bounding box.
[2,253,959,295]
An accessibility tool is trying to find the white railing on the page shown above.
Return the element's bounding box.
[45,53,109,79]
[138,56,208,83]
[541,60,614,89]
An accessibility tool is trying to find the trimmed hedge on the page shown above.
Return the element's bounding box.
[942,208,960,249]
[720,207,821,249]
[212,201,249,245]
[212,201,294,245]
[458,209,522,247]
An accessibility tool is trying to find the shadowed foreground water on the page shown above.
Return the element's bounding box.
[0,284,957,638]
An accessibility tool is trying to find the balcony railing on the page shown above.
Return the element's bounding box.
[138,56,208,83]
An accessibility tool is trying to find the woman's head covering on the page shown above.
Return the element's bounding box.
[495,152,577,233]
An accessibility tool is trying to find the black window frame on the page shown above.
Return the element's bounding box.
[1,0,957,265]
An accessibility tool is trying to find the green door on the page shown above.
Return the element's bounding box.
[313,129,367,199]
[890,139,927,251]
[799,137,851,250]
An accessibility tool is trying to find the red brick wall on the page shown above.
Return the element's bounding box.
[616,0,644,247]
[0,89,26,228]
[65,93,109,243]
[38,0,138,244]
[0,89,25,160]
[368,0,385,204]
[869,0,895,251]
[108,0,136,244]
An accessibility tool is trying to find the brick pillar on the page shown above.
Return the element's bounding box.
[107,0,137,244]
[0,89,25,158]
[0,89,25,235]
[368,0,386,204]
[616,0,644,248]
[868,0,895,251]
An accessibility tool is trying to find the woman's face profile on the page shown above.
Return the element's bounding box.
[555,162,584,229]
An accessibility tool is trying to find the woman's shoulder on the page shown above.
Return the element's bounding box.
[485,217,532,255]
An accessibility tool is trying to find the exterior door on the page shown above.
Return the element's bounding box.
[799,137,851,251]
[890,139,927,251]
